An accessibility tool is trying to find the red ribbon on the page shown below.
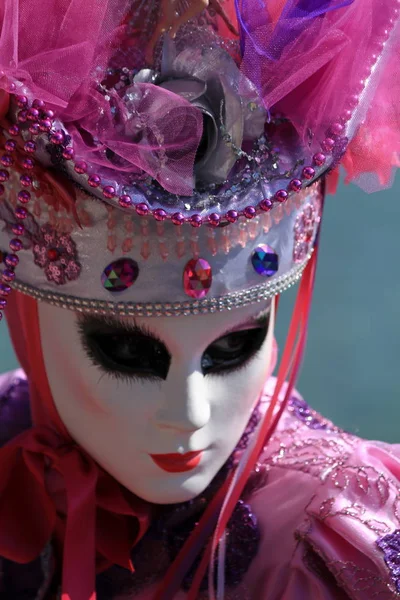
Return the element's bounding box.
[0,425,149,600]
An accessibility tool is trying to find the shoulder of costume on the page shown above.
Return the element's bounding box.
[0,368,32,447]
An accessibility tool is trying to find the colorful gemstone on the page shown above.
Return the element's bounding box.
[101,258,139,293]
[46,248,60,262]
[183,258,212,299]
[251,245,279,277]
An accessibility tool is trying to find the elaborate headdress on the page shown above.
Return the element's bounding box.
[0,1,398,598]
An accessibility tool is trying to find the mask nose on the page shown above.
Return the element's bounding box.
[154,369,211,433]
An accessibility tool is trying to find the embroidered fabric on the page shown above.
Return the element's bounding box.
[1,372,400,599]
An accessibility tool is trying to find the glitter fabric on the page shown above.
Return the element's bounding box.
[32,224,81,286]
[376,531,400,593]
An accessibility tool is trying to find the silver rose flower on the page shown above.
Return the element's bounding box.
[133,38,266,187]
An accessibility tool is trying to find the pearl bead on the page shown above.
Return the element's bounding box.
[103,185,116,199]
[289,178,302,192]
[313,153,326,167]
[0,283,11,297]
[20,175,32,187]
[0,154,13,167]
[62,147,75,160]
[15,95,28,108]
[8,125,20,136]
[5,140,16,153]
[9,238,23,252]
[260,198,273,211]
[11,224,24,236]
[207,213,221,227]
[50,131,64,145]
[27,108,40,121]
[32,99,45,109]
[189,214,203,227]
[74,161,88,174]
[136,202,149,216]
[22,158,35,170]
[88,174,101,187]
[0,170,9,182]
[302,166,315,180]
[15,207,28,220]
[153,208,167,221]
[2,269,15,283]
[330,122,344,136]
[24,141,37,154]
[172,212,185,226]
[274,190,288,203]
[243,206,257,219]
[226,210,238,223]
[321,137,335,153]
[18,190,31,204]
[5,254,19,268]
[118,194,132,208]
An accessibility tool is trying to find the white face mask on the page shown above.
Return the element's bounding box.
[37,299,275,504]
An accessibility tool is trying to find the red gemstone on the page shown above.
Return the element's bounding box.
[46,248,60,261]
[183,258,212,299]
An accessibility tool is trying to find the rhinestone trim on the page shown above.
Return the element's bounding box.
[11,253,311,317]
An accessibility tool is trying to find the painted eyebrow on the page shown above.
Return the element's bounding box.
[77,307,271,341]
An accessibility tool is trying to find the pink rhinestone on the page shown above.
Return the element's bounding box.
[183,258,212,299]
[153,208,167,221]
[289,179,302,192]
[207,213,221,227]
[244,206,257,219]
[88,174,101,188]
[321,138,335,153]
[24,141,37,154]
[15,95,28,108]
[136,203,149,216]
[74,161,88,174]
[226,210,238,223]
[302,166,315,180]
[9,239,23,252]
[5,140,16,153]
[0,299,7,309]
[274,190,288,203]
[172,212,185,226]
[63,147,75,160]
[15,207,28,220]
[260,198,273,211]
[313,153,326,167]
[0,170,9,182]
[20,175,32,187]
[189,214,203,228]
[119,194,132,208]
[12,224,24,236]
[8,125,20,136]
[22,158,35,170]
[18,190,31,204]
[27,108,40,121]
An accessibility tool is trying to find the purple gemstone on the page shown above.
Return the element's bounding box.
[183,258,212,299]
[251,245,279,277]
[101,258,139,293]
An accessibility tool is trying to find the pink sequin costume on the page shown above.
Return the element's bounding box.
[0,1,399,599]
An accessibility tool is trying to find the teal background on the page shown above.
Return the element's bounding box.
[1,176,399,442]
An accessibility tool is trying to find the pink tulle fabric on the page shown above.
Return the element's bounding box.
[0,0,399,196]
[237,0,400,192]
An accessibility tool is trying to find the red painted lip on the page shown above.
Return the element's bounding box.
[149,451,203,473]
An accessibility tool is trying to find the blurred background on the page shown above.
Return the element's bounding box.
[0,176,399,441]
